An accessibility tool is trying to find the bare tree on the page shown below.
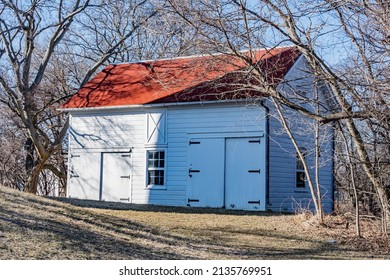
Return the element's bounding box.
[0,0,160,193]
[164,0,335,222]
[164,0,389,230]
[0,105,26,189]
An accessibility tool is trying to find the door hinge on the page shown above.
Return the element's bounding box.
[248,139,261,144]
[248,200,260,204]
[120,175,131,179]
[121,154,131,157]
[188,168,200,177]
[248,169,261,173]
[188,198,200,203]
[189,141,201,145]
[120,198,130,201]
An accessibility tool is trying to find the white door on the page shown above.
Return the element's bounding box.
[187,138,225,207]
[225,137,264,210]
[69,153,100,200]
[101,152,132,202]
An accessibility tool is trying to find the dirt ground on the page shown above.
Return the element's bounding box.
[0,186,389,259]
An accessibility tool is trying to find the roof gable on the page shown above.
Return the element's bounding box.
[62,47,300,109]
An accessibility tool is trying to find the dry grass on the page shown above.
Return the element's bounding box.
[0,186,389,259]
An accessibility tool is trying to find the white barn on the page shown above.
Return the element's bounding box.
[61,47,334,212]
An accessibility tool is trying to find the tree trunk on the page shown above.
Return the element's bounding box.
[338,122,361,237]
[344,118,389,234]
[25,163,44,194]
[24,138,35,175]
[271,97,324,224]
[314,85,323,223]
[314,119,324,224]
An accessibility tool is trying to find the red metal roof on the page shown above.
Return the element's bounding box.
[62,47,300,109]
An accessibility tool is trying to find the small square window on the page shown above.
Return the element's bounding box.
[147,150,165,187]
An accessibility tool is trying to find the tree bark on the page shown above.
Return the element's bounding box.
[24,138,34,176]
[338,122,361,237]
[25,163,45,194]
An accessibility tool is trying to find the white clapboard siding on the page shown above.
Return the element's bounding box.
[267,113,334,213]
[267,55,334,213]
[137,103,266,206]
[69,111,145,150]
[67,103,267,207]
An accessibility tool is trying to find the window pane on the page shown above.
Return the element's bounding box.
[148,159,156,168]
[147,168,164,186]
[149,170,157,185]
[158,171,164,185]
[148,151,165,168]
[161,151,165,167]
[296,171,305,188]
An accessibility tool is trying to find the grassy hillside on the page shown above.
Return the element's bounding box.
[0,186,388,259]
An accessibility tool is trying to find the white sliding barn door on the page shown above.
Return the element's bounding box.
[225,137,264,210]
[187,138,225,207]
[69,153,100,200]
[101,152,132,202]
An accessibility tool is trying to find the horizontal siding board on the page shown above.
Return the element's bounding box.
[266,58,334,213]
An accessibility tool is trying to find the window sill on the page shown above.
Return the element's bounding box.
[146,185,167,190]
[144,143,168,148]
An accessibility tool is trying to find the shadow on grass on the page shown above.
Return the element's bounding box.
[0,188,372,260]
[50,196,288,216]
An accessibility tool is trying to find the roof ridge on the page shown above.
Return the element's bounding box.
[111,45,296,66]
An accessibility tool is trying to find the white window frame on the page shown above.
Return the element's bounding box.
[146,149,167,190]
